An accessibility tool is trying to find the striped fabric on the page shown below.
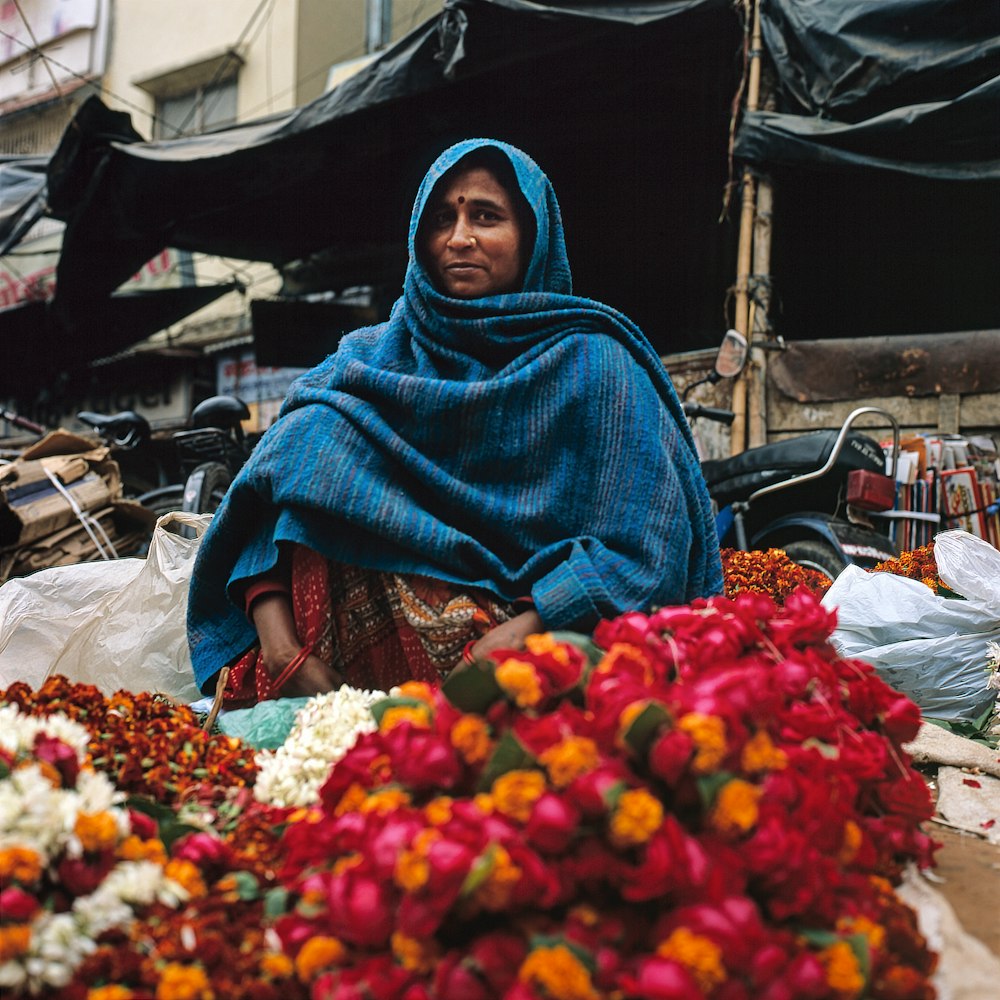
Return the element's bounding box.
[187,139,722,692]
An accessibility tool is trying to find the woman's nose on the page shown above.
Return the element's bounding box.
[446,217,476,248]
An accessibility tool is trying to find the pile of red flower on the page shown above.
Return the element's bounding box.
[274,588,938,1000]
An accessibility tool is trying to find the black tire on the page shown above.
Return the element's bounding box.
[182,462,232,515]
[135,484,186,519]
[781,539,849,582]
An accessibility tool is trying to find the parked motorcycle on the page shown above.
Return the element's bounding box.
[684,335,900,579]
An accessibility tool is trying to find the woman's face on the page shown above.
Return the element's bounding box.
[421,166,524,298]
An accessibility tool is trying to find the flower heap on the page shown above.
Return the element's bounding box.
[872,544,943,595]
[274,589,938,1000]
[720,548,832,602]
[1,675,257,804]
[0,705,187,996]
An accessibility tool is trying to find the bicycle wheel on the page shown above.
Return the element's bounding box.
[182,462,232,515]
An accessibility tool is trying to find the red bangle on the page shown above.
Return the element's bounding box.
[462,639,477,664]
[271,644,313,692]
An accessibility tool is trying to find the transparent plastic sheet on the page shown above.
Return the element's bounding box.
[822,531,1000,724]
[0,512,211,701]
[217,698,311,750]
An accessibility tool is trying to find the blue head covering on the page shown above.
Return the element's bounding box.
[187,139,722,691]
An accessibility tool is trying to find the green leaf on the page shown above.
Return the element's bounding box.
[370,696,429,727]
[696,771,734,809]
[476,731,537,792]
[601,779,627,812]
[549,631,604,668]
[442,660,504,714]
[231,870,261,901]
[801,737,840,759]
[263,886,289,919]
[460,843,498,897]
[622,700,671,757]
[799,928,839,949]
[527,933,597,972]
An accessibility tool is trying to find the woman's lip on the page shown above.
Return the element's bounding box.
[445,262,484,271]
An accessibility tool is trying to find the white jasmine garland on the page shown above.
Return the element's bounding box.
[0,704,91,762]
[254,685,387,808]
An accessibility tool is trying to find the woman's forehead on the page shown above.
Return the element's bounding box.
[432,166,514,204]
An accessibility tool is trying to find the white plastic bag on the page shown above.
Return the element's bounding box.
[822,531,1000,723]
[0,512,211,701]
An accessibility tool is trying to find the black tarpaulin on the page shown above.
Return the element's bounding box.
[734,0,1000,178]
[0,157,48,255]
[0,282,237,392]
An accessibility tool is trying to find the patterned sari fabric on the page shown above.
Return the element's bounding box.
[223,546,514,704]
[188,138,722,694]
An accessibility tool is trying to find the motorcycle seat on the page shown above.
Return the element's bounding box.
[701,430,885,506]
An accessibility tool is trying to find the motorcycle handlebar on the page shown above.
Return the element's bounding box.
[682,402,736,425]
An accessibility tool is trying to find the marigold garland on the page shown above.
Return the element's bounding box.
[872,542,944,594]
[721,547,833,601]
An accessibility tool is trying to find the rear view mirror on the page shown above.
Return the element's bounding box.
[714,329,748,379]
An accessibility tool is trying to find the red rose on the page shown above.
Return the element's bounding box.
[126,808,158,841]
[0,886,40,920]
[525,792,579,854]
[33,734,80,787]
[433,954,492,1000]
[171,831,232,869]
[625,957,702,999]
[325,867,395,948]
[467,931,527,992]
[649,729,694,785]
[57,852,115,896]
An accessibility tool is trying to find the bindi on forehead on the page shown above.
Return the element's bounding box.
[458,196,465,204]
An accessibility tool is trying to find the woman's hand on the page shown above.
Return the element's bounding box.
[469,609,544,661]
[251,592,343,696]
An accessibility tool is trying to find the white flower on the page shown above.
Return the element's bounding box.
[0,764,78,859]
[254,685,386,808]
[0,704,91,762]
[986,641,1000,739]
[20,912,95,991]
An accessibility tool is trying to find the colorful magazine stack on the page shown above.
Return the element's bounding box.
[879,433,1000,550]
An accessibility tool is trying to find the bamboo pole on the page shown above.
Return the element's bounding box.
[728,0,764,456]
[747,174,774,447]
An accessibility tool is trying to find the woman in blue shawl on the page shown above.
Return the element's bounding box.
[187,139,722,700]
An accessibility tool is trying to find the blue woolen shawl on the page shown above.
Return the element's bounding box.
[187,139,723,690]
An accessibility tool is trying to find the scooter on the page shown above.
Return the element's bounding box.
[683,333,900,579]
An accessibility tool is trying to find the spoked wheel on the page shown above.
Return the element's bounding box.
[781,539,849,582]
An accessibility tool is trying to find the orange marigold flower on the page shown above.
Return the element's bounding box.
[838,819,864,866]
[495,658,544,708]
[596,642,654,682]
[570,903,600,928]
[741,730,788,773]
[473,793,495,814]
[395,681,435,704]
[657,927,727,993]
[394,830,440,892]
[837,914,886,953]
[359,788,411,815]
[334,782,369,816]
[118,835,167,864]
[332,853,363,877]
[519,944,599,1000]
[380,704,432,732]
[524,632,572,666]
[75,810,120,853]
[474,844,523,910]
[258,951,294,979]
[0,846,43,884]
[391,932,439,973]
[678,713,727,773]
[451,715,494,765]
[425,796,454,826]
[163,859,207,898]
[295,935,347,983]
[610,788,664,848]
[819,940,865,997]
[155,962,214,1000]
[709,779,761,836]
[0,924,31,962]
[491,769,547,822]
[540,736,600,788]
[88,986,135,1000]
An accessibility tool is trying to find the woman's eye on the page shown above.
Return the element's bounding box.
[431,210,454,227]
[474,210,500,222]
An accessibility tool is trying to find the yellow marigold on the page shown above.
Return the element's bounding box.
[295,935,347,983]
[155,962,214,1000]
[425,796,454,826]
[88,987,135,1000]
[34,759,63,787]
[163,859,207,898]
[380,704,432,732]
[332,853,362,877]
[495,658,544,708]
[258,951,294,979]
[524,632,572,666]
[451,715,494,765]
[709,779,761,836]
[288,806,322,824]
[596,642,654,683]
[359,788,411,815]
[656,928,727,993]
[391,932,438,973]
[838,819,864,866]
[519,944,599,1000]
[819,940,864,997]
[492,769,547,822]
[334,782,369,816]
[540,736,600,788]
[118,834,167,864]
[837,915,885,953]
[609,788,664,848]
[0,846,43,884]
[74,811,120,853]
[396,681,435,704]
[474,844,523,910]
[394,830,440,892]
[0,924,31,962]
[678,713,727,773]
[474,792,495,814]
[740,730,787,773]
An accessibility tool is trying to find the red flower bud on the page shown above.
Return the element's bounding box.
[433,954,492,1000]
[172,831,231,868]
[127,808,158,841]
[627,956,702,999]
[525,792,579,853]
[0,886,40,921]
[33,734,80,787]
